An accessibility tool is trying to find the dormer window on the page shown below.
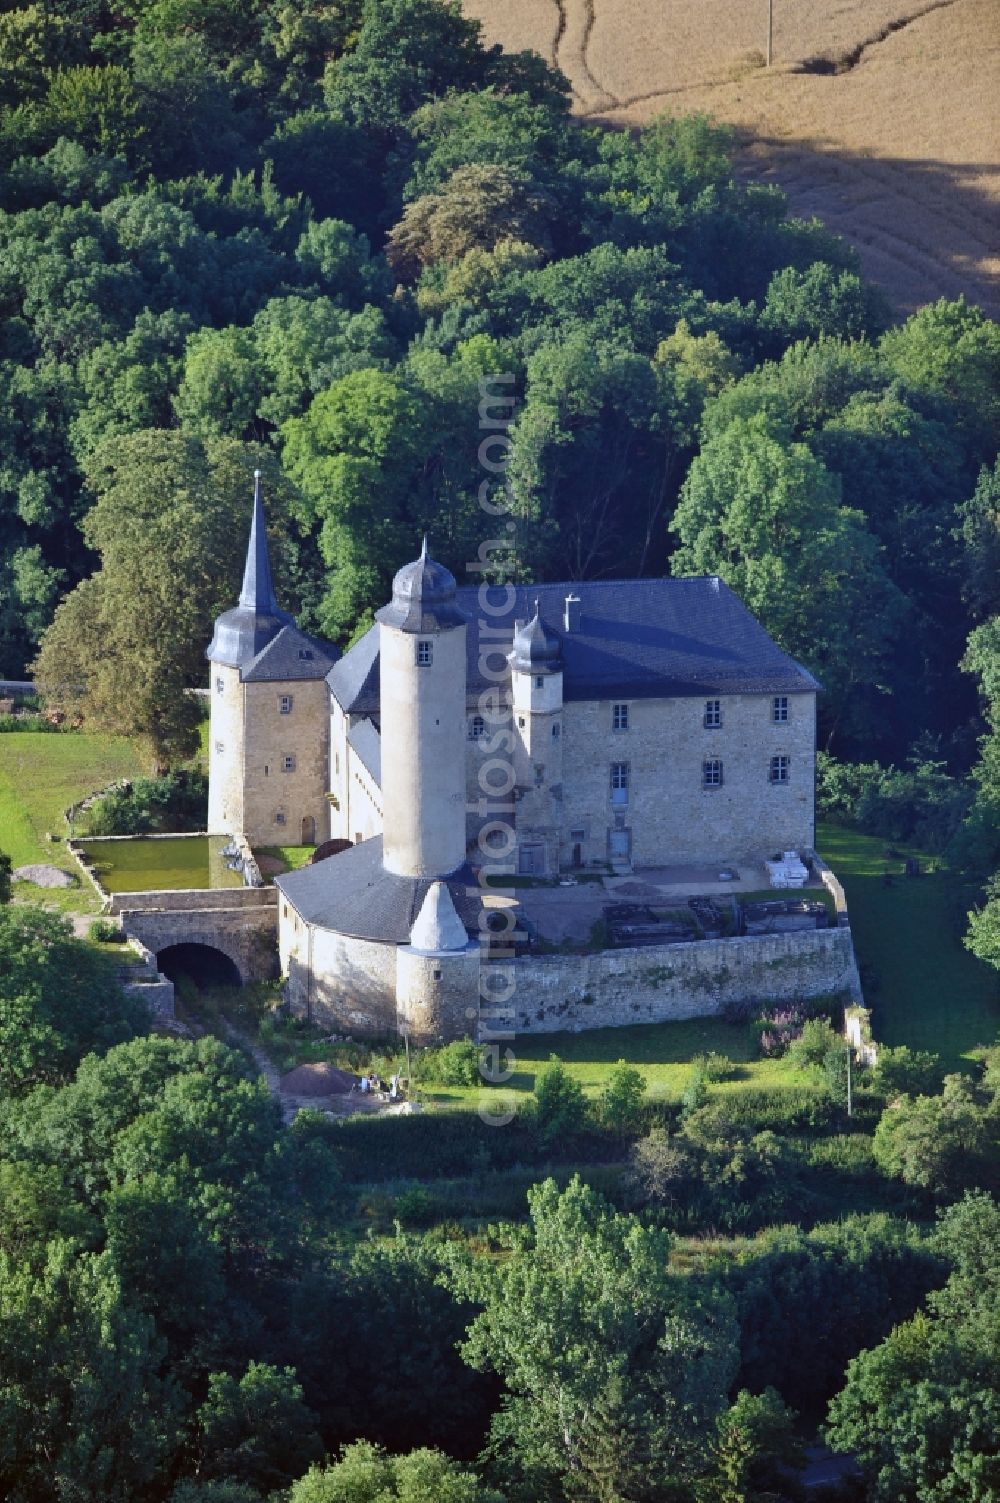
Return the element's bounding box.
[298,648,314,661]
[416,640,432,666]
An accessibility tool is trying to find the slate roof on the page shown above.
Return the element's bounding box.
[275,836,481,943]
[241,624,339,683]
[327,624,379,712]
[376,537,468,633]
[346,716,381,782]
[328,576,820,713]
[207,474,294,668]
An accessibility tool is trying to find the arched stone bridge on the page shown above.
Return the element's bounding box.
[113,887,279,985]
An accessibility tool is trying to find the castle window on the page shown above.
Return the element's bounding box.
[215,676,224,695]
[416,640,432,666]
[773,696,789,723]
[536,675,544,688]
[703,758,723,787]
[279,694,293,714]
[704,699,721,729]
[433,969,442,981]
[518,716,525,728]
[215,740,224,754]
[552,722,561,739]
[610,761,630,806]
[468,715,486,739]
[769,755,790,784]
[275,811,287,825]
[283,754,296,772]
[612,703,629,731]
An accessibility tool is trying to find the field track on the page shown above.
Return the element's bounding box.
[465,0,1000,317]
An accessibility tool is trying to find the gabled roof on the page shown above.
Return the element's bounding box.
[241,624,339,683]
[328,576,820,713]
[275,835,481,943]
[346,716,381,782]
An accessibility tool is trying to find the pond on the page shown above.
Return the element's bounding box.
[75,835,246,894]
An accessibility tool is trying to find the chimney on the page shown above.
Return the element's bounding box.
[563,594,581,632]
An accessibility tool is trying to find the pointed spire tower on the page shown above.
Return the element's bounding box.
[207,471,293,669]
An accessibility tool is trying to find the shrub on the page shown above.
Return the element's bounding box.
[85,769,208,836]
[393,1184,434,1226]
[693,1050,735,1082]
[88,918,121,943]
[686,1088,837,1136]
[532,1056,589,1145]
[788,1017,841,1070]
[823,1041,851,1101]
[597,1059,647,1133]
[680,1063,709,1118]
[414,1037,482,1087]
[872,1045,944,1099]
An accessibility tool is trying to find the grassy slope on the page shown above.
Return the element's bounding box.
[817,820,999,1069]
[423,1019,817,1108]
[0,731,143,910]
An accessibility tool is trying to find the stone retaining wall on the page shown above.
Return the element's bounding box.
[507,926,862,1035]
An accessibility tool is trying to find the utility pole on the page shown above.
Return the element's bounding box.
[767,0,773,66]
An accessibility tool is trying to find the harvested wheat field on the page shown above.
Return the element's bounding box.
[466,0,1000,317]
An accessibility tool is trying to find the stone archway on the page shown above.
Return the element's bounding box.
[156,942,242,989]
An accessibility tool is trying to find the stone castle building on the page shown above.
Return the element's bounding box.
[207,484,836,1042]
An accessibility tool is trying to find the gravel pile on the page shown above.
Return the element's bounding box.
[279,1062,356,1097]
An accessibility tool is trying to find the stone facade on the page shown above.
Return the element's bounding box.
[338,686,817,874]
[209,671,330,847]
[558,690,816,868]
[280,909,397,1034]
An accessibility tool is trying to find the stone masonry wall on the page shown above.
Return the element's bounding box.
[281,917,397,1035]
[560,691,816,867]
[508,926,860,1035]
[119,898,278,983]
[241,678,330,848]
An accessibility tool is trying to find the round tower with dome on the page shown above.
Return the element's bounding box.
[375,537,470,879]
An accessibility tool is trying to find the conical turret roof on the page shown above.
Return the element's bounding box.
[207,471,294,668]
[408,880,471,953]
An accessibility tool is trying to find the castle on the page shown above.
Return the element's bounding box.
[205,481,847,1043]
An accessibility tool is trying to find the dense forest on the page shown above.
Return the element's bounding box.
[1,1,999,1498]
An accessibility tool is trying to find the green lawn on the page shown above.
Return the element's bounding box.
[255,844,316,876]
[818,821,999,1069]
[0,731,143,910]
[414,1017,818,1109]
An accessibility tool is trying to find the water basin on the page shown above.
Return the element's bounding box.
[75,835,245,894]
